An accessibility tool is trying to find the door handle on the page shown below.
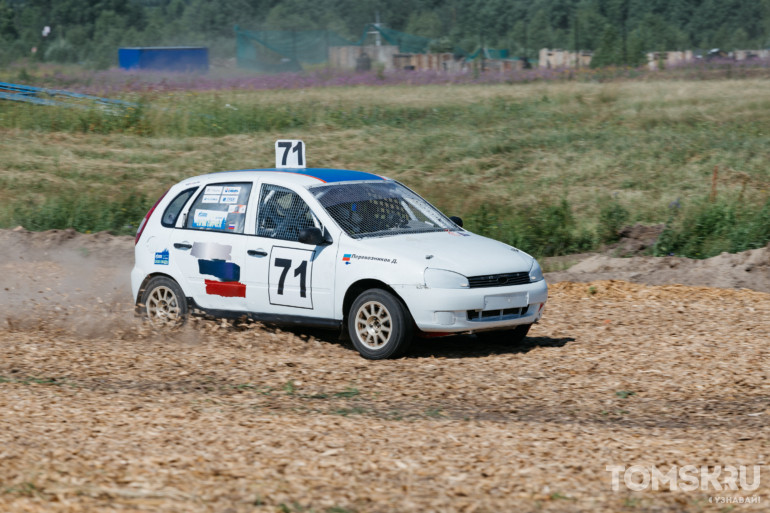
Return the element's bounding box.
[248,249,268,257]
[174,242,193,250]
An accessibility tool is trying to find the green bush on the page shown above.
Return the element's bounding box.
[464,198,595,258]
[12,193,152,235]
[654,197,770,258]
[597,198,629,243]
[44,39,78,63]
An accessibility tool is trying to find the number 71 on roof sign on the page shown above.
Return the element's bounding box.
[275,140,305,169]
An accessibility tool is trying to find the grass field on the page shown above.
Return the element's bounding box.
[1,77,769,258]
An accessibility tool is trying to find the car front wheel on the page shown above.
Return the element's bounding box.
[348,289,413,359]
[140,276,188,327]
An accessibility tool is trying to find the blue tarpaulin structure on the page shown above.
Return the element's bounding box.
[118,47,209,72]
[0,81,135,109]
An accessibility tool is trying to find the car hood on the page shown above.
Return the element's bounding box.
[348,230,534,277]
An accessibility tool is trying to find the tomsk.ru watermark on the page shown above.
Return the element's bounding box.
[606,465,762,494]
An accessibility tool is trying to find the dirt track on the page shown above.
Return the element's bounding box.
[1,229,768,512]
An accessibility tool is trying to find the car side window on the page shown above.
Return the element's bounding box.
[256,184,318,241]
[161,187,197,227]
[186,182,252,233]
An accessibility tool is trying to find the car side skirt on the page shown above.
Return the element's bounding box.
[188,298,343,330]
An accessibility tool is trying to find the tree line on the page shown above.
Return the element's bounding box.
[1,0,769,69]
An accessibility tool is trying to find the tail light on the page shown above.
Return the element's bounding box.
[135,189,169,245]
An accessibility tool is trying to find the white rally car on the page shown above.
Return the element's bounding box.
[132,141,547,359]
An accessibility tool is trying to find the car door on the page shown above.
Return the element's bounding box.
[241,182,336,320]
[167,181,254,311]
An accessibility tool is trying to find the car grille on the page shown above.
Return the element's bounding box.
[467,306,529,322]
[467,272,530,288]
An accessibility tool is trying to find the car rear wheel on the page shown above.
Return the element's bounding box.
[348,289,413,359]
[477,324,531,344]
[140,276,188,327]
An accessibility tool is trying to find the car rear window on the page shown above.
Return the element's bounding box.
[161,187,197,227]
[186,182,252,233]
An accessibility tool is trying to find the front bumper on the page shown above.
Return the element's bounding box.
[394,279,548,333]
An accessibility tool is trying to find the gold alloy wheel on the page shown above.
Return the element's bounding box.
[145,285,182,325]
[354,300,393,349]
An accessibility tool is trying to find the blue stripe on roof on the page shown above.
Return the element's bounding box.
[223,168,386,183]
[281,168,385,183]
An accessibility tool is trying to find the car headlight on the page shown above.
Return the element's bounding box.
[529,260,544,282]
[424,268,469,289]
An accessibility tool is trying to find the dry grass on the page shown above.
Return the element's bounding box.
[3,79,770,221]
[2,78,770,258]
[0,226,767,512]
[1,280,768,512]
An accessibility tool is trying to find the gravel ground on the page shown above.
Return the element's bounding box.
[1,229,768,512]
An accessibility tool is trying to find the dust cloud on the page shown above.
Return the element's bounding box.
[0,227,137,337]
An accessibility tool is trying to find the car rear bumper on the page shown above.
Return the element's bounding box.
[394,279,548,333]
[131,266,143,303]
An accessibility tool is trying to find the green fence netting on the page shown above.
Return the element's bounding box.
[235,24,437,72]
[235,25,355,72]
[357,24,432,54]
[466,48,510,60]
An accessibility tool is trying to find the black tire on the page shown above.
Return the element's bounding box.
[140,276,188,327]
[348,289,413,359]
[477,324,532,344]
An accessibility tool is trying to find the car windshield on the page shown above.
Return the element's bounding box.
[310,181,458,239]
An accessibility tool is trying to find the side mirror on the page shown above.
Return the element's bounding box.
[449,216,463,228]
[298,227,332,246]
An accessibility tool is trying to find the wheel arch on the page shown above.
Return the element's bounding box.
[135,272,187,311]
[342,279,409,320]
